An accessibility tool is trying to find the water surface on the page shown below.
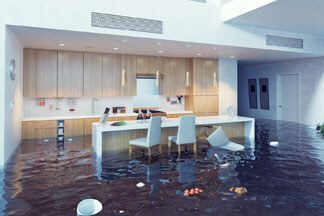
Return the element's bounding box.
[1,119,324,215]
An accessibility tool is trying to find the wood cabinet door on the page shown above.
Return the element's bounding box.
[34,121,57,139]
[84,52,103,97]
[173,58,189,96]
[23,49,36,97]
[193,95,219,114]
[161,57,174,96]
[84,118,100,136]
[65,119,84,137]
[58,51,84,97]
[201,59,218,96]
[120,55,137,96]
[103,53,121,96]
[192,58,203,95]
[35,50,58,98]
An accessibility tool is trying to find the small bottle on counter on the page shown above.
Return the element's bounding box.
[137,109,144,124]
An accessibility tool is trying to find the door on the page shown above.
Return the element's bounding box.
[278,74,299,122]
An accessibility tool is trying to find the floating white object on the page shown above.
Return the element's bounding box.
[270,141,279,147]
[136,182,145,188]
[215,153,219,159]
[119,210,125,214]
[68,138,74,142]
[220,162,230,168]
[77,199,103,216]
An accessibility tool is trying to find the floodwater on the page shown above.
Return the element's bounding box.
[1,119,324,215]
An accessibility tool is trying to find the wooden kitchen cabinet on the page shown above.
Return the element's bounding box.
[84,118,100,136]
[161,57,174,96]
[64,119,84,137]
[84,52,103,97]
[162,57,189,96]
[173,58,189,95]
[192,58,218,96]
[136,55,158,75]
[120,55,137,96]
[35,50,58,98]
[22,120,57,140]
[103,53,121,96]
[58,51,84,97]
[192,95,219,115]
[23,49,36,97]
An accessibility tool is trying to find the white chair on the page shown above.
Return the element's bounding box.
[168,116,196,156]
[129,116,162,158]
[207,127,244,151]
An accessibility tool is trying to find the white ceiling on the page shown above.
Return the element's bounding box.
[10,25,318,65]
[227,0,324,37]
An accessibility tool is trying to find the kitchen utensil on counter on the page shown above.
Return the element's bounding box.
[100,107,110,124]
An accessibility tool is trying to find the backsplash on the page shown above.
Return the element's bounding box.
[24,96,186,118]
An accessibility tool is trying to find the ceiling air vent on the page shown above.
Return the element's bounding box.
[266,35,303,49]
[91,12,163,34]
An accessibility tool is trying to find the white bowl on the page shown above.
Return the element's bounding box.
[77,199,103,216]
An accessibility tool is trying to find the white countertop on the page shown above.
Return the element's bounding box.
[93,115,254,132]
[22,113,138,122]
[22,110,193,122]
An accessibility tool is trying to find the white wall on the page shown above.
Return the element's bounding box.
[1,0,324,55]
[238,57,324,125]
[3,27,24,167]
[218,58,238,115]
[0,24,5,168]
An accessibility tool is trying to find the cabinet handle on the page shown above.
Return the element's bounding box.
[213,72,217,87]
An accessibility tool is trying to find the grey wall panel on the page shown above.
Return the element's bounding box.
[260,78,270,110]
[248,79,257,109]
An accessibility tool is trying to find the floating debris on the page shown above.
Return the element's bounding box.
[119,210,125,214]
[77,199,102,216]
[270,141,279,147]
[229,187,248,195]
[184,187,203,196]
[136,182,145,188]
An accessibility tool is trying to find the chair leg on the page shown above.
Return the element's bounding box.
[148,147,152,159]
[128,145,133,156]
[178,145,181,157]
[158,144,162,154]
[168,140,172,151]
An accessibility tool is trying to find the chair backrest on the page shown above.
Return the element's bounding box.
[176,115,196,144]
[146,116,161,146]
[207,127,229,147]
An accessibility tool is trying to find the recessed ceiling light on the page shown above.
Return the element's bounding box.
[197,53,202,56]
[85,45,95,48]
[59,43,66,47]
[158,50,164,53]
[122,39,127,43]
[186,45,191,48]
[230,56,235,58]
[213,47,217,50]
[113,47,119,50]
[156,42,161,45]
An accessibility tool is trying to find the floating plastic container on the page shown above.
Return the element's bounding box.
[77,199,102,216]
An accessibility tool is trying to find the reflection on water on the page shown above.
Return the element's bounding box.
[1,120,324,215]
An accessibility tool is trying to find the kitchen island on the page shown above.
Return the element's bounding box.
[92,115,255,159]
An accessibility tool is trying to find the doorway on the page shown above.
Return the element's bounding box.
[277,74,300,123]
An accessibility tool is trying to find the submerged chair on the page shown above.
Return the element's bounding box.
[129,116,162,158]
[168,115,196,156]
[207,127,244,151]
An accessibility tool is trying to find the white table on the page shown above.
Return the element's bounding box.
[92,115,255,159]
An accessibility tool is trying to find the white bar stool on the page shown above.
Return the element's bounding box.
[129,116,162,158]
[168,115,197,156]
[207,127,244,151]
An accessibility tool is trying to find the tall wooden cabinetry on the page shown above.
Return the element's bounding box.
[186,58,219,115]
